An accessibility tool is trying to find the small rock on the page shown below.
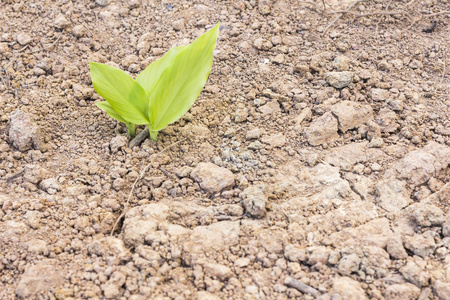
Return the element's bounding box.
[409,59,423,69]
[434,280,450,300]
[233,103,248,123]
[203,263,232,281]
[172,19,184,31]
[16,33,32,45]
[246,128,262,140]
[308,246,331,265]
[383,283,420,300]
[241,185,267,218]
[386,235,408,260]
[235,257,251,268]
[324,71,354,89]
[72,25,86,38]
[261,133,286,148]
[96,0,110,6]
[26,239,48,255]
[284,244,307,262]
[122,204,169,246]
[39,178,61,194]
[338,253,361,275]
[175,166,193,178]
[183,221,240,264]
[304,112,339,146]
[294,64,310,76]
[253,38,273,50]
[332,55,350,71]
[258,100,281,116]
[129,0,141,9]
[191,163,235,193]
[248,141,262,150]
[371,88,390,101]
[110,136,128,154]
[404,231,436,258]
[368,137,384,148]
[15,261,64,298]
[0,42,9,53]
[375,178,411,213]
[375,108,398,133]
[330,277,368,300]
[9,110,43,152]
[400,261,429,287]
[23,164,44,184]
[54,14,71,29]
[330,100,373,132]
[72,84,94,100]
[273,54,284,64]
[122,54,139,68]
[407,203,445,227]
[358,69,372,80]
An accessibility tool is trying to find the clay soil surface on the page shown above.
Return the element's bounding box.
[1,0,450,299]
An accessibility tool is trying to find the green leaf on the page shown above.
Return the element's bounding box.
[148,22,220,131]
[89,62,150,125]
[96,101,127,123]
[136,45,186,96]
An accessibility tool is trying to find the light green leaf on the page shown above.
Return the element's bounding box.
[136,45,186,96]
[96,101,127,123]
[89,62,150,125]
[148,22,220,131]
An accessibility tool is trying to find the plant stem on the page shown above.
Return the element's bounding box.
[126,123,136,138]
[149,130,158,142]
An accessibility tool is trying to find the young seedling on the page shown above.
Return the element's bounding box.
[90,22,220,141]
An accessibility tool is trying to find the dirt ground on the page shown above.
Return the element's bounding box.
[1,0,449,299]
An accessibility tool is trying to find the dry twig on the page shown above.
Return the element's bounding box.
[110,137,188,236]
[323,0,369,34]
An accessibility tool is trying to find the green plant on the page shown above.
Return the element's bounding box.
[89,22,220,141]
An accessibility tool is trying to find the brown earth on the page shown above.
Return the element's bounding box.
[1,0,450,299]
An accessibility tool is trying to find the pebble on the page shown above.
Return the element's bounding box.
[375,178,411,213]
[272,54,285,64]
[337,253,361,275]
[15,261,64,298]
[253,38,273,50]
[258,100,281,116]
[16,33,32,45]
[386,235,408,260]
[409,59,423,69]
[383,283,420,300]
[404,231,436,258]
[330,277,368,300]
[190,163,235,193]
[433,280,450,300]
[39,178,61,194]
[330,100,373,132]
[110,135,128,154]
[9,110,43,152]
[246,128,262,140]
[72,25,86,38]
[324,71,354,89]
[368,137,384,148]
[54,14,71,29]
[0,42,9,53]
[304,112,339,146]
[233,103,248,123]
[241,185,267,218]
[400,261,429,287]
[406,203,444,227]
[370,88,390,101]
[122,204,168,246]
[261,133,286,148]
[96,0,110,6]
